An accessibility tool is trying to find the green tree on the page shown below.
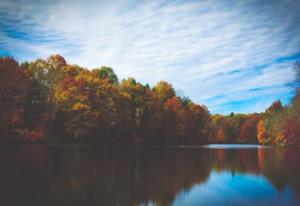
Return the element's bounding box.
[28,55,66,120]
[92,66,118,84]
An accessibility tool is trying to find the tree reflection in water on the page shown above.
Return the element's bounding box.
[0,145,299,206]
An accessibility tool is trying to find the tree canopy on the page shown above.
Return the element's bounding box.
[0,55,299,146]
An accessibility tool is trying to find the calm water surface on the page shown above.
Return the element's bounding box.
[0,144,299,206]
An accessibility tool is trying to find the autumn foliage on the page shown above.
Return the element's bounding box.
[0,55,299,146]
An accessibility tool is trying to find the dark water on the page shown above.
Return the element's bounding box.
[0,144,299,206]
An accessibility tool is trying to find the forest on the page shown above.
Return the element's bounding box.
[0,55,299,146]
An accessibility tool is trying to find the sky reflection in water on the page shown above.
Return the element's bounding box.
[173,171,298,206]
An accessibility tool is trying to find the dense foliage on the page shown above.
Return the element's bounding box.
[0,55,299,146]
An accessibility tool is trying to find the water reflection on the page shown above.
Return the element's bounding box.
[0,145,299,206]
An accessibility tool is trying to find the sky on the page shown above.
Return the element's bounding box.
[0,0,300,114]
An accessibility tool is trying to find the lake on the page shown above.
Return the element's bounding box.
[0,144,299,206]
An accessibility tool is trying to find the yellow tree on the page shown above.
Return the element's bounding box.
[153,81,176,103]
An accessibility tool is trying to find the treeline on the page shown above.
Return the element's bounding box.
[210,97,300,147]
[0,55,299,146]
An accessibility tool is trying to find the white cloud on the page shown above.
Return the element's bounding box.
[0,0,299,114]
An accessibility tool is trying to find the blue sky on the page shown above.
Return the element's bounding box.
[0,0,300,114]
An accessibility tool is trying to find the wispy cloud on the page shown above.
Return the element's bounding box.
[0,0,300,114]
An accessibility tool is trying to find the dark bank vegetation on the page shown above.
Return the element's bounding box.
[0,55,299,146]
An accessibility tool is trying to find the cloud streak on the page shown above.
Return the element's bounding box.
[0,0,300,114]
